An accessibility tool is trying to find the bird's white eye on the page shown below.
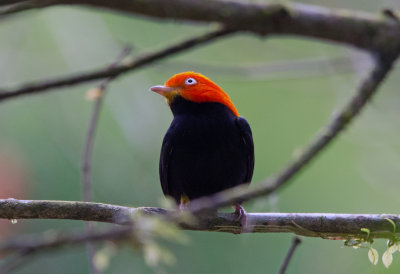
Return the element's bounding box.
[185,77,197,85]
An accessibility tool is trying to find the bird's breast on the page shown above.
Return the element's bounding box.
[161,97,250,201]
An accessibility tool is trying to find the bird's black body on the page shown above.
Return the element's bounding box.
[160,96,254,204]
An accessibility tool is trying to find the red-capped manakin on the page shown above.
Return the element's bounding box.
[150,72,254,218]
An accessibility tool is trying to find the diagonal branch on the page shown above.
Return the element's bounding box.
[0,27,235,102]
[279,237,302,274]
[0,225,133,254]
[0,226,133,273]
[0,250,34,274]
[186,52,399,214]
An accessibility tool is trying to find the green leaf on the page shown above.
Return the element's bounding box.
[382,249,393,268]
[385,218,396,233]
[388,244,398,254]
[368,247,379,265]
[361,228,370,239]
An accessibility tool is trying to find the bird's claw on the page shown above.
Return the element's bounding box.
[233,204,247,234]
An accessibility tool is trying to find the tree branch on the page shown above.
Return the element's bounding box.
[81,45,132,274]
[0,1,399,272]
[0,226,133,273]
[2,1,400,51]
[279,237,302,274]
[0,0,54,17]
[0,226,133,254]
[0,27,234,102]
[1,199,400,239]
[1,1,399,103]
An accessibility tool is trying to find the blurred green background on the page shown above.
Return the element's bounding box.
[1,0,400,273]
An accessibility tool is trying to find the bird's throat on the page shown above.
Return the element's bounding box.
[164,90,180,105]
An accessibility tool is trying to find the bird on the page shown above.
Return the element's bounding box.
[150,71,254,220]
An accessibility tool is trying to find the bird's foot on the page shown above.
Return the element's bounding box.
[232,204,247,234]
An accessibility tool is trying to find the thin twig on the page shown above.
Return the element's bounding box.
[160,55,367,79]
[0,226,133,254]
[82,46,131,202]
[0,0,54,18]
[85,222,98,274]
[0,226,133,273]
[82,46,132,274]
[0,28,235,102]
[185,52,398,214]
[0,250,34,274]
[279,237,302,274]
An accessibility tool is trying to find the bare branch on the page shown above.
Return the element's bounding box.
[0,28,234,102]
[0,0,26,7]
[0,226,133,273]
[279,237,302,274]
[2,1,400,51]
[81,46,132,274]
[0,1,399,103]
[0,226,132,254]
[82,46,131,202]
[0,0,53,17]
[185,52,398,214]
[0,250,34,274]
[0,199,400,239]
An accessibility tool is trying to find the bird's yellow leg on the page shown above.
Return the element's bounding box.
[179,194,190,210]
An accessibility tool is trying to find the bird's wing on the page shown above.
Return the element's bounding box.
[159,130,174,196]
[235,116,255,184]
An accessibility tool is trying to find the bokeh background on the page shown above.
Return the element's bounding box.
[1,0,400,273]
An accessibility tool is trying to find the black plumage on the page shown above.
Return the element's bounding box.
[159,96,254,204]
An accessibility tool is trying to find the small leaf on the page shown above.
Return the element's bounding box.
[120,56,134,67]
[144,242,161,267]
[361,228,370,239]
[368,247,379,265]
[143,242,176,267]
[385,218,396,233]
[93,250,110,271]
[93,243,116,271]
[388,244,398,254]
[382,249,393,268]
[86,87,103,100]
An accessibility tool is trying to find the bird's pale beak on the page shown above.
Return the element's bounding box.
[150,85,176,96]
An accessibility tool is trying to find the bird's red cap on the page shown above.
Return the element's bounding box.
[150,72,239,116]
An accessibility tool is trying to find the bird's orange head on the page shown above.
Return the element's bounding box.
[150,72,239,116]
